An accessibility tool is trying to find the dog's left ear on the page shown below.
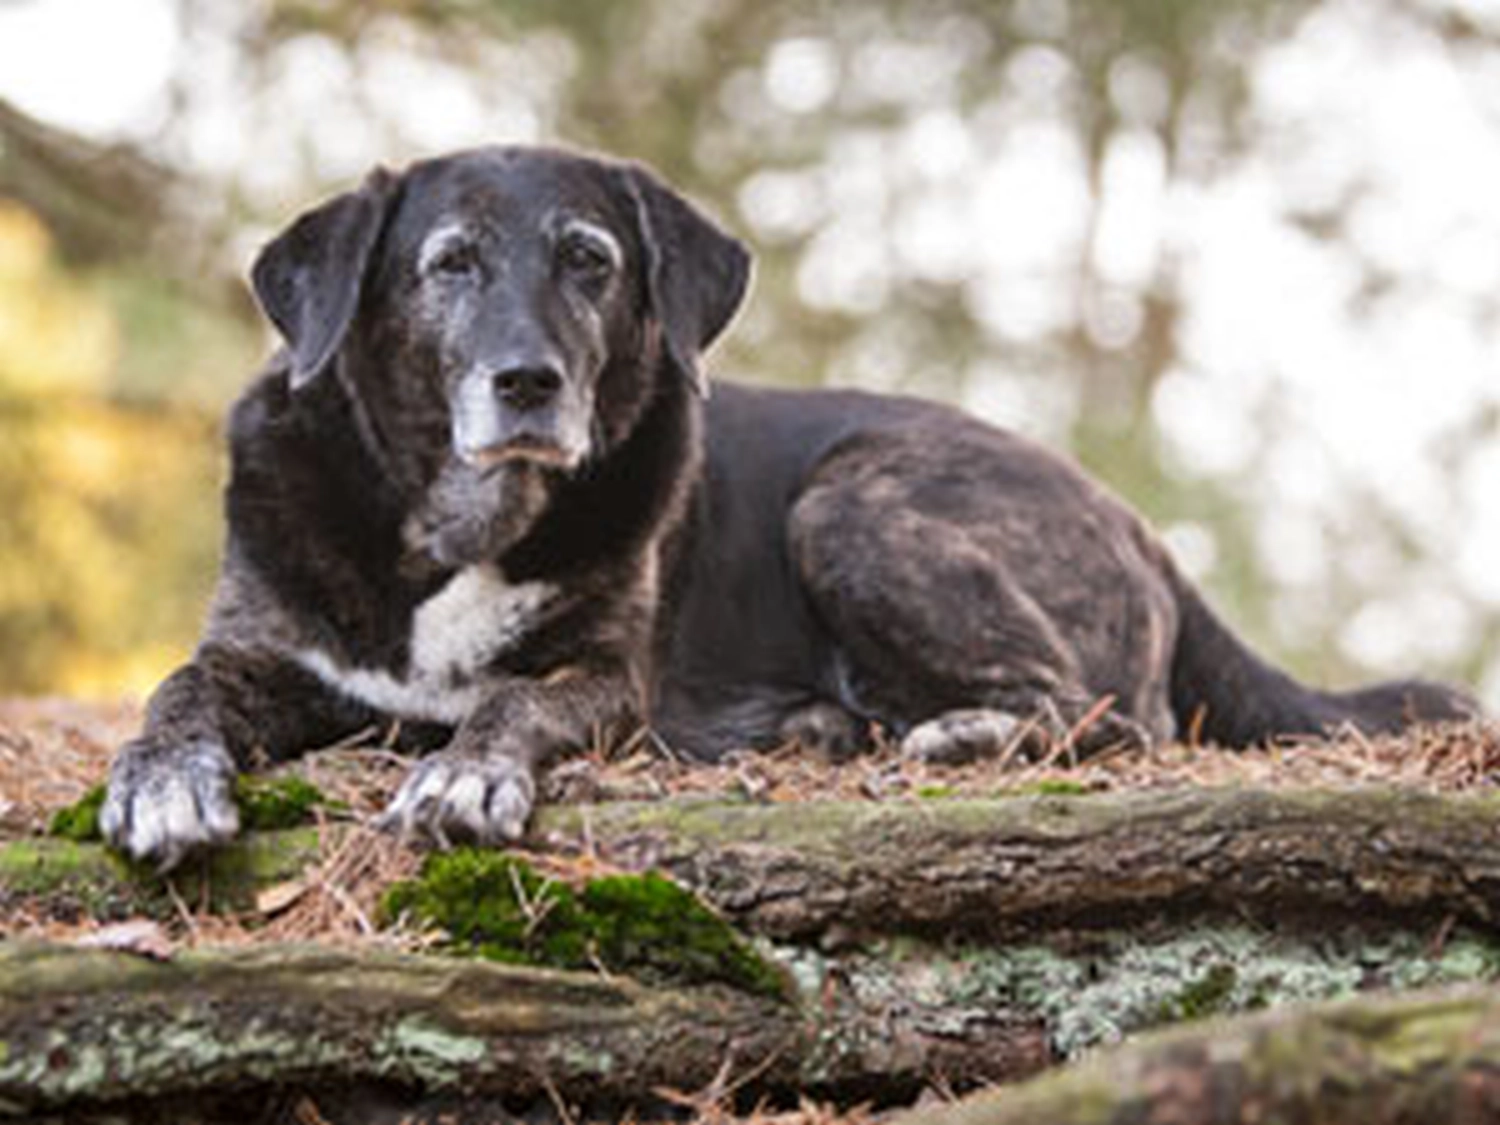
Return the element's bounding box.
[250,167,399,390]
[620,164,752,397]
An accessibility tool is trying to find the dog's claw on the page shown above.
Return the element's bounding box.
[101,739,241,871]
[378,752,536,846]
[488,776,533,841]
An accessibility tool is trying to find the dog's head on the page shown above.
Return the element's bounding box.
[250,147,750,480]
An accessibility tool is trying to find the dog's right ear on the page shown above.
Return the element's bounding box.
[250,167,398,390]
[619,163,751,398]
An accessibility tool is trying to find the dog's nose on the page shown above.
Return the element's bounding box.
[492,363,563,411]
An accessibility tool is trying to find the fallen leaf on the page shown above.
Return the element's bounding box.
[257,879,312,916]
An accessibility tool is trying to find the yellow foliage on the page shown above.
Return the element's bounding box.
[0,201,222,697]
[0,399,221,697]
[66,641,189,701]
[0,202,118,396]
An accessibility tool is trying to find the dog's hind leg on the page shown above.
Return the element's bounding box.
[788,460,1152,765]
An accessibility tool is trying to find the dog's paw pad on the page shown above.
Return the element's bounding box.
[378,753,536,845]
[900,709,1030,766]
[101,740,240,871]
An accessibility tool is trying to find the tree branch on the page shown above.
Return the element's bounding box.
[0,97,176,264]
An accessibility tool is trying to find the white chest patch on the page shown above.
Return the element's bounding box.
[294,565,557,724]
[409,565,555,679]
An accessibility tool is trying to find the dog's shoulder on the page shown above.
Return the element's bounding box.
[218,355,416,662]
[226,355,368,493]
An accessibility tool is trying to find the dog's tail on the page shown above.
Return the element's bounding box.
[1166,569,1478,747]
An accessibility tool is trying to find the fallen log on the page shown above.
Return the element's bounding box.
[0,940,1047,1116]
[6,938,1499,1121]
[542,786,1500,939]
[892,982,1500,1125]
[0,829,320,919]
[7,787,1500,938]
[5,788,1500,1118]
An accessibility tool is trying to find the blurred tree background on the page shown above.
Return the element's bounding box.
[0,0,1497,705]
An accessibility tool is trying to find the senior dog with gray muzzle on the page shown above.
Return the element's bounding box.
[102,145,1479,869]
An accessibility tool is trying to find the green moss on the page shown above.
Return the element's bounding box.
[916,785,957,800]
[236,776,340,831]
[1,835,151,917]
[46,777,338,844]
[387,851,589,968]
[47,785,107,842]
[994,779,1092,799]
[1164,962,1237,1021]
[2,830,324,919]
[579,871,787,996]
[1022,779,1091,797]
[380,850,786,998]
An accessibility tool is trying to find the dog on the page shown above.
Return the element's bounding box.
[102,145,1479,868]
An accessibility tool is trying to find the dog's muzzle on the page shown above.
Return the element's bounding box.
[452,366,590,471]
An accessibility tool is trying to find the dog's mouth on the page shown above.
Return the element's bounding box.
[460,437,582,473]
[451,396,590,474]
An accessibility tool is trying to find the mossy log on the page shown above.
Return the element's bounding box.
[892,983,1500,1125]
[6,787,1500,1116]
[0,940,1046,1116]
[544,786,1500,939]
[8,787,1500,938]
[0,830,321,919]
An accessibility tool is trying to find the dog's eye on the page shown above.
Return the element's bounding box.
[427,243,481,280]
[557,234,614,280]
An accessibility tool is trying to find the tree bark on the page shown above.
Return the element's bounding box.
[893,983,1500,1125]
[0,941,787,1111]
[0,828,321,919]
[0,940,1047,1116]
[545,786,1500,940]
[8,787,1500,937]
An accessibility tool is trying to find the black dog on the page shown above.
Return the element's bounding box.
[102,145,1478,868]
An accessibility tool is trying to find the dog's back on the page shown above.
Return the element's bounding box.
[656,381,1478,759]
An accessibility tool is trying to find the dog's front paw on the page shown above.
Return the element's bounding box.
[100,739,241,871]
[377,751,536,846]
